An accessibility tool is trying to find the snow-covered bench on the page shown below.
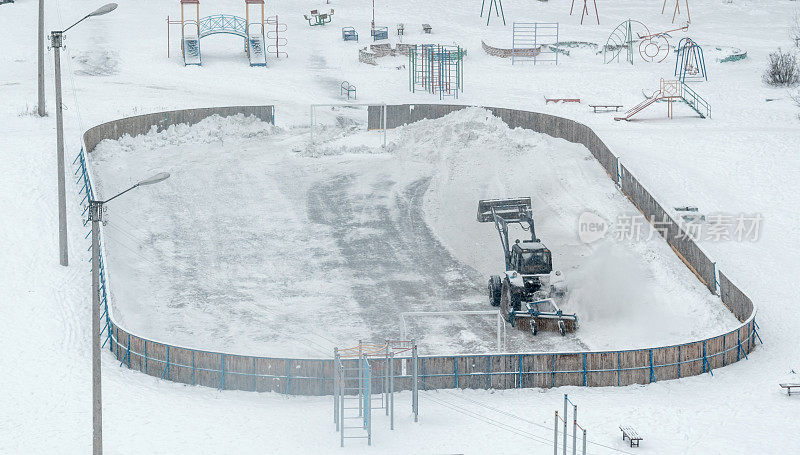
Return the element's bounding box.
[619,426,643,447]
[780,383,800,396]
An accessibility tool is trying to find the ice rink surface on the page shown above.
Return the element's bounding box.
[91,110,736,357]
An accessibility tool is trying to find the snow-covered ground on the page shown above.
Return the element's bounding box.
[2,0,800,453]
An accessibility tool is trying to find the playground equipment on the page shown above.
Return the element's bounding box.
[265,15,287,58]
[614,79,710,120]
[604,20,688,64]
[662,0,690,24]
[179,0,201,66]
[674,37,706,82]
[305,9,333,26]
[244,0,267,66]
[372,26,388,41]
[480,0,505,26]
[333,340,419,447]
[342,26,358,41]
[555,395,589,455]
[408,44,464,99]
[340,81,357,100]
[570,0,599,25]
[478,198,575,336]
[512,22,559,65]
[171,0,269,67]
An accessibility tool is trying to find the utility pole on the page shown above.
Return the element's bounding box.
[88,200,104,455]
[38,0,46,116]
[85,169,168,455]
[50,30,68,266]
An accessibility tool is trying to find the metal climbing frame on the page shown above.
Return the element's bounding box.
[512,22,559,65]
[333,340,419,446]
[408,44,464,99]
[265,16,288,58]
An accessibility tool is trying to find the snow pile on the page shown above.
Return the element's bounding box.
[96,114,281,156]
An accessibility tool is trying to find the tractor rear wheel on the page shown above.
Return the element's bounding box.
[488,276,502,307]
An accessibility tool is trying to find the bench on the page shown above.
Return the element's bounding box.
[589,104,622,113]
[780,383,800,395]
[545,98,580,104]
[619,426,642,447]
[422,23,432,34]
[340,81,356,100]
[342,27,358,41]
[305,9,333,26]
[371,26,388,41]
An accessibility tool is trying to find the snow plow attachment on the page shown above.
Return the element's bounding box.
[477,197,532,222]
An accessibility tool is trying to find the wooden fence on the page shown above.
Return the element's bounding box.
[82,104,758,396]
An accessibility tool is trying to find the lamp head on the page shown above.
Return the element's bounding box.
[137,172,170,186]
[88,3,118,17]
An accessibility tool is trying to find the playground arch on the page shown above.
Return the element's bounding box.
[76,104,759,395]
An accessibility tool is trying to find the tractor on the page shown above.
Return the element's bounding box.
[477,198,577,336]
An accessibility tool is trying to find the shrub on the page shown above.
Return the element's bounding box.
[763,48,799,86]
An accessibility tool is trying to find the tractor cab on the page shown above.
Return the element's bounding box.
[510,241,552,275]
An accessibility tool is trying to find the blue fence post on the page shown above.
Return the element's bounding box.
[161,346,170,380]
[616,352,620,386]
[582,353,587,386]
[678,345,682,378]
[649,349,655,383]
[220,353,226,390]
[702,341,708,373]
[737,329,742,361]
[126,334,131,367]
[518,355,522,388]
[144,342,148,374]
[454,357,459,389]
[722,336,726,366]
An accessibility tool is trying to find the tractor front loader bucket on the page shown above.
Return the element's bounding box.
[477,197,532,222]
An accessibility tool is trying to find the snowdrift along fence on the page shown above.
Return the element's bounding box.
[78,104,757,396]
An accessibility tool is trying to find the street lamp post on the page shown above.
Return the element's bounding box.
[38,0,45,116]
[50,3,118,267]
[88,172,169,455]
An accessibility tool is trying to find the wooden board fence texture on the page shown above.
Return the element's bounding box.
[85,104,757,396]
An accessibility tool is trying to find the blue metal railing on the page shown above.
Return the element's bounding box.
[199,14,247,38]
[73,148,112,350]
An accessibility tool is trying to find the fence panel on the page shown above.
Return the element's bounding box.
[553,354,583,387]
[719,272,754,322]
[587,351,616,386]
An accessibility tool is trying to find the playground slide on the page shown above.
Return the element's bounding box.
[614,91,662,121]
[247,35,267,67]
[183,37,202,66]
